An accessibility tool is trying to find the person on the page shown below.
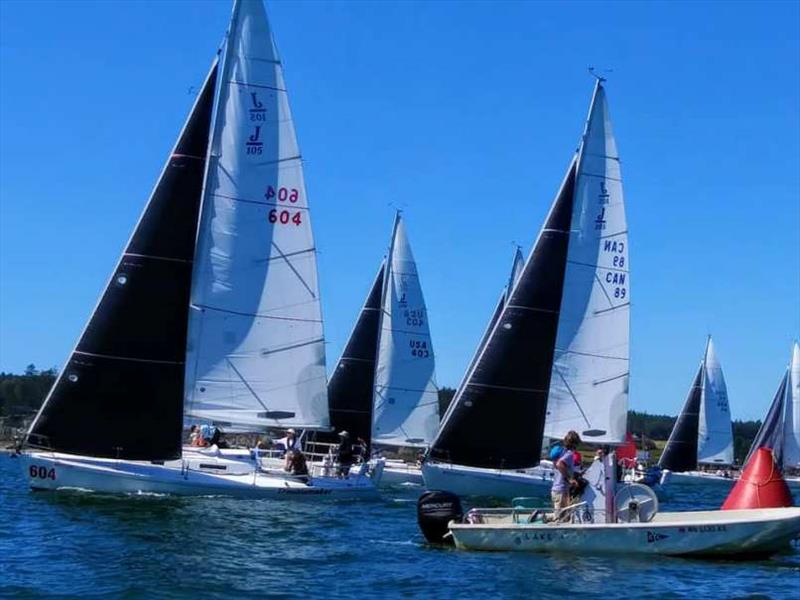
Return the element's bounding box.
[273,428,302,457]
[284,450,309,477]
[188,425,201,446]
[550,430,581,520]
[335,430,354,478]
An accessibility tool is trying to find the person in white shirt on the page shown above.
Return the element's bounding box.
[551,430,581,518]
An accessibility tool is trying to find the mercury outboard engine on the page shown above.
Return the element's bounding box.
[417,490,462,545]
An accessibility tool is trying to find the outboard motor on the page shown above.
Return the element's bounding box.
[417,490,462,545]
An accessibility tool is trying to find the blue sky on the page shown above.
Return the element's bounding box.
[0,1,797,421]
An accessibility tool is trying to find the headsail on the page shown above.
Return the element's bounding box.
[747,342,800,469]
[326,263,385,444]
[429,159,576,469]
[658,363,703,472]
[784,342,800,469]
[371,214,439,447]
[26,62,218,460]
[697,337,734,465]
[185,0,328,431]
[543,80,630,444]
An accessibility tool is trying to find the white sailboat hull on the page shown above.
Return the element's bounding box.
[422,461,553,499]
[20,451,379,499]
[449,507,800,556]
[666,470,736,486]
[379,460,424,486]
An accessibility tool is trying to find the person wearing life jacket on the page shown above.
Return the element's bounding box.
[550,430,582,519]
[335,431,355,477]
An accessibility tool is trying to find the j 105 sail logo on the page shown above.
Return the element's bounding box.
[29,465,56,480]
[246,126,263,155]
[594,181,609,231]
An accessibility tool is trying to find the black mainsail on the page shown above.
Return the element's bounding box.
[25,63,218,461]
[326,263,385,444]
[428,160,576,469]
[745,374,788,469]
[658,365,703,472]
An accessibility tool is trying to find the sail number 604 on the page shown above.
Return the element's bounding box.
[269,209,302,226]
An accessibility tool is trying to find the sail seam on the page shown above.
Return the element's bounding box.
[192,303,322,323]
[567,259,628,273]
[258,337,325,357]
[593,372,629,385]
[505,305,559,314]
[594,302,630,315]
[580,172,622,182]
[73,350,184,366]
[467,382,547,393]
[123,252,193,264]
[171,153,205,160]
[271,242,316,299]
[228,80,285,91]
[556,349,629,361]
[256,155,302,167]
[211,192,311,211]
[256,247,316,264]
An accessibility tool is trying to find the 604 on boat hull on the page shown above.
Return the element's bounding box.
[20,452,380,499]
[448,507,800,557]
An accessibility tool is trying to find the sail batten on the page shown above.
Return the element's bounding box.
[185,0,328,431]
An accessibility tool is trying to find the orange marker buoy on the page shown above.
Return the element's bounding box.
[722,448,793,510]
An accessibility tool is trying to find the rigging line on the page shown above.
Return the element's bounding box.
[271,241,316,299]
[225,358,271,413]
[171,153,205,160]
[123,252,193,264]
[191,304,322,323]
[594,272,615,307]
[553,366,592,429]
[593,302,631,315]
[376,385,438,394]
[340,357,374,364]
[212,192,311,211]
[580,151,620,161]
[72,350,184,366]
[227,80,285,92]
[242,56,281,65]
[505,304,559,314]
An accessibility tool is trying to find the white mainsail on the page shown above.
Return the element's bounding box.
[784,342,800,468]
[543,81,630,444]
[371,214,439,447]
[697,337,734,465]
[185,0,328,430]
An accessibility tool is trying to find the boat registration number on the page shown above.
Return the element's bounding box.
[29,465,56,480]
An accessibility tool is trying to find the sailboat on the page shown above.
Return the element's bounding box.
[18,0,377,498]
[744,342,800,488]
[658,337,736,485]
[422,77,631,499]
[322,213,440,486]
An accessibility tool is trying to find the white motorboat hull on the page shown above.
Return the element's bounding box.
[449,507,800,556]
[422,461,553,499]
[20,451,379,499]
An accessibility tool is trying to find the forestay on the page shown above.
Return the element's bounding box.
[544,81,630,444]
[372,214,439,447]
[185,0,328,431]
[697,337,733,465]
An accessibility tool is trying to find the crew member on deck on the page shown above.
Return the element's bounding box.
[550,430,581,519]
[273,428,301,456]
[336,431,354,478]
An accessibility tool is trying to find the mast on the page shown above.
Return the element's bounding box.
[371,213,440,447]
[326,262,385,444]
[696,336,734,465]
[25,61,219,460]
[184,0,329,431]
[784,341,800,469]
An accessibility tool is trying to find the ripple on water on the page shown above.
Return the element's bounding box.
[1,455,798,599]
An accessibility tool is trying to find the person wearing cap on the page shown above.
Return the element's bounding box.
[335,430,354,478]
[550,430,582,519]
[273,428,301,457]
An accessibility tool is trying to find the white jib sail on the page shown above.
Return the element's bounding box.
[185,0,329,431]
[544,81,630,444]
[371,214,439,447]
[783,342,800,468]
[697,337,734,464]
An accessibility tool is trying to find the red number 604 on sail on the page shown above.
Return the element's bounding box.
[268,209,302,226]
